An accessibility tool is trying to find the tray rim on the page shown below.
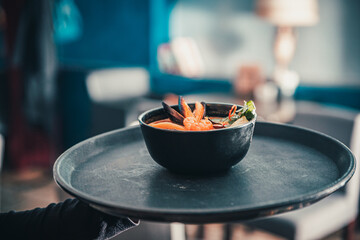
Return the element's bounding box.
[53,122,356,223]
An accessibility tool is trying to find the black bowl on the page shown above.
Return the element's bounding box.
[138,103,256,175]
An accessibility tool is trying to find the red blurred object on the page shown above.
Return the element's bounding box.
[3,0,57,170]
[234,64,265,99]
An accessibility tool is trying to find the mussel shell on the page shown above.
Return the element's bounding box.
[162,102,184,125]
[208,118,225,129]
[200,101,206,119]
[178,96,194,118]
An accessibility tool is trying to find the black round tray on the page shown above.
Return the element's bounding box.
[53,122,355,223]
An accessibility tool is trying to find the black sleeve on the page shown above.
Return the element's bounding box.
[0,198,139,240]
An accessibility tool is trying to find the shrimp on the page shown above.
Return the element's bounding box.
[183,117,214,131]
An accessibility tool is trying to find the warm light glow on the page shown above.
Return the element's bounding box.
[274,27,296,66]
[256,0,319,26]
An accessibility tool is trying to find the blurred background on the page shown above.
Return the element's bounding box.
[1,0,360,239]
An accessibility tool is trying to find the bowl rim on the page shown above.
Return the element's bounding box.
[138,102,257,133]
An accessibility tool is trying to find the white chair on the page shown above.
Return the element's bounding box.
[246,102,360,240]
[85,67,150,136]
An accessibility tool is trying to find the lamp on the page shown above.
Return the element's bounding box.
[256,0,319,97]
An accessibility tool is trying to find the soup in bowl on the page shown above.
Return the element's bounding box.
[138,98,256,175]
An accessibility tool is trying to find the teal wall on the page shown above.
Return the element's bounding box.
[56,0,150,67]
